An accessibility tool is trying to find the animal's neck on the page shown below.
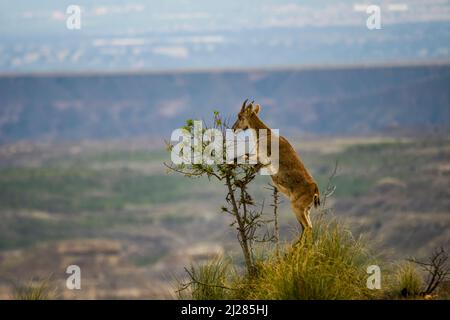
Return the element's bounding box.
[249,114,274,159]
[249,115,270,131]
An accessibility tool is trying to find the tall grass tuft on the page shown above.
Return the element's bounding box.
[13,277,56,300]
[177,257,234,300]
[395,262,423,298]
[237,217,377,299]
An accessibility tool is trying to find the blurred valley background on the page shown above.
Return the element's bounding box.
[0,0,449,299]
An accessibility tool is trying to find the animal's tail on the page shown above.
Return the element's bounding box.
[313,183,321,208]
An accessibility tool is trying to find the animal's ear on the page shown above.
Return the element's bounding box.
[253,104,260,114]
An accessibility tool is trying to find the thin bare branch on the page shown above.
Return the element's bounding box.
[408,247,450,295]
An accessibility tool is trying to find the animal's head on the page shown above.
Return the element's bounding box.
[231,99,260,132]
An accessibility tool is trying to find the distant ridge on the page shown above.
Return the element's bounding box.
[1,60,450,78]
[0,64,449,143]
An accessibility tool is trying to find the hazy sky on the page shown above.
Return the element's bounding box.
[1,0,450,36]
[0,0,449,72]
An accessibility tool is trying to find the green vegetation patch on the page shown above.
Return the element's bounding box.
[0,167,193,213]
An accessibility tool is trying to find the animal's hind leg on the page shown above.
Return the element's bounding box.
[291,196,313,242]
[302,207,313,242]
[305,207,312,231]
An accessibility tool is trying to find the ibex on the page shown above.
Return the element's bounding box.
[231,100,320,235]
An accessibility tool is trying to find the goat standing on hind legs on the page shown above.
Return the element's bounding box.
[231,100,320,239]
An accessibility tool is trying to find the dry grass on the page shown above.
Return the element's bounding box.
[177,216,385,300]
[12,277,57,300]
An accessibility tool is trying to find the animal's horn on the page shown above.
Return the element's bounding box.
[241,99,248,111]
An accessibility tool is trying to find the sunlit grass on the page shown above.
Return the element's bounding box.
[177,216,385,300]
